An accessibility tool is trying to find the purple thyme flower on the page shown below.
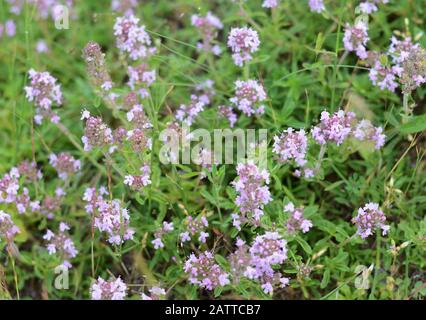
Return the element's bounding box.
[49,152,81,180]
[43,222,78,269]
[127,64,156,97]
[15,187,32,214]
[124,163,151,191]
[192,12,223,55]
[218,105,237,127]
[5,20,16,37]
[263,0,279,8]
[388,36,419,65]
[184,251,230,291]
[179,215,209,245]
[83,186,108,214]
[176,94,206,126]
[24,69,63,125]
[91,276,127,300]
[0,169,20,204]
[353,120,386,149]
[91,199,135,245]
[230,79,266,116]
[400,46,426,93]
[151,221,174,249]
[284,202,313,233]
[17,160,42,182]
[36,39,49,53]
[141,286,166,300]
[352,202,389,239]
[343,21,369,60]
[359,0,389,14]
[113,15,156,61]
[273,128,308,167]
[227,27,260,67]
[37,187,66,219]
[126,104,152,129]
[0,210,20,242]
[308,0,325,13]
[194,79,216,105]
[232,161,272,229]
[237,232,290,294]
[111,0,138,16]
[83,41,113,91]
[312,110,356,145]
[81,110,113,151]
[126,128,152,152]
[369,59,402,92]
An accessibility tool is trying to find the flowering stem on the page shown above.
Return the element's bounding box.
[402,93,411,124]
[314,144,327,173]
[244,63,250,80]
[7,245,19,300]
[369,232,382,299]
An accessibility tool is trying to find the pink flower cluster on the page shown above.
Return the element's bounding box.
[43,222,78,269]
[312,110,356,146]
[179,215,209,245]
[218,105,238,127]
[111,0,138,16]
[83,188,134,245]
[81,110,113,152]
[194,79,216,105]
[388,36,419,65]
[184,251,230,291]
[227,27,260,67]
[0,20,16,38]
[127,64,156,97]
[152,221,174,249]
[191,12,223,55]
[95,199,134,245]
[0,169,19,204]
[124,163,151,191]
[366,35,426,93]
[125,101,153,130]
[83,186,108,213]
[91,276,127,300]
[113,15,156,61]
[312,110,385,149]
[284,202,313,234]
[0,210,20,242]
[230,233,289,294]
[24,69,63,125]
[49,152,81,180]
[369,59,402,92]
[230,79,266,116]
[359,0,389,14]
[176,94,207,126]
[353,120,386,149]
[17,160,43,182]
[273,128,308,167]
[37,187,66,219]
[343,21,369,60]
[262,0,279,9]
[309,0,325,13]
[141,286,166,300]
[352,202,390,239]
[232,161,272,230]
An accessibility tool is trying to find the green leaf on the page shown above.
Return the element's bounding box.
[200,189,216,205]
[321,269,330,289]
[400,114,426,134]
[295,236,312,255]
